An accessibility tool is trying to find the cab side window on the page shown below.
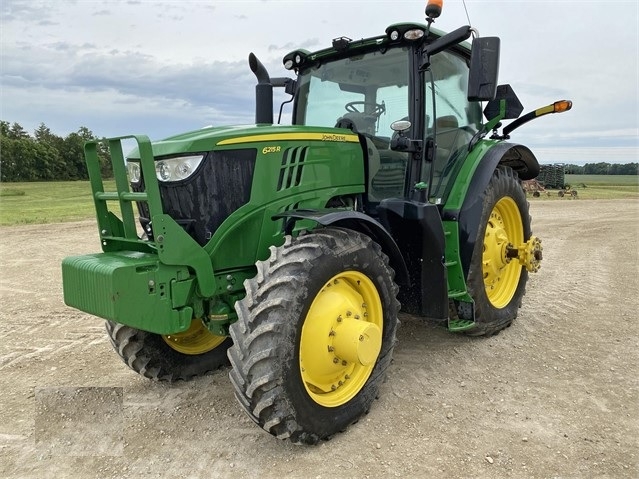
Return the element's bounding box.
[424,51,481,202]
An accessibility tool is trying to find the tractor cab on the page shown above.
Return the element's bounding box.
[283,21,495,212]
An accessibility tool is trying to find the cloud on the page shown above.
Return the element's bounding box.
[268,39,322,53]
[1,38,256,106]
[0,0,636,165]
[1,0,56,23]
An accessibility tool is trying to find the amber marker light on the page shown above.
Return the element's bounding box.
[502,99,574,137]
[553,100,573,113]
[426,0,443,19]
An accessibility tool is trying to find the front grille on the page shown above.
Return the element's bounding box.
[134,149,257,245]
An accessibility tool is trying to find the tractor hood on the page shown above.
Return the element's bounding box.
[126,124,358,159]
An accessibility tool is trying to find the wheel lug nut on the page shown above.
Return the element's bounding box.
[333,358,339,364]
[354,314,360,320]
[359,335,364,342]
[342,360,347,366]
[328,346,335,352]
[331,385,337,391]
[346,311,352,317]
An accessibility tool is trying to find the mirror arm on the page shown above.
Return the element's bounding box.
[391,135,423,153]
[469,99,506,151]
[271,77,297,95]
[423,25,473,58]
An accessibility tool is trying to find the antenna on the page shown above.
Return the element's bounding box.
[462,0,472,27]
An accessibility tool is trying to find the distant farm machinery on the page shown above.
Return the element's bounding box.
[523,164,578,198]
[522,179,546,197]
[558,186,578,198]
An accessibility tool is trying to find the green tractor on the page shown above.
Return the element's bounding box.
[62,1,571,444]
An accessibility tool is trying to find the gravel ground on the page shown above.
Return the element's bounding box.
[0,198,637,478]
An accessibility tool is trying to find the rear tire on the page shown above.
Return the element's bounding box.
[106,319,231,381]
[228,228,399,444]
[463,166,531,336]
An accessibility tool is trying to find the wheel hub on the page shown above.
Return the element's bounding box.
[518,236,543,272]
[333,317,382,366]
[300,271,383,407]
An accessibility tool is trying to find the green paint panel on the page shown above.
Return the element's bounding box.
[442,139,500,212]
[204,133,364,270]
[443,221,473,304]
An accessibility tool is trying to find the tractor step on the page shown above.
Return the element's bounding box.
[447,318,476,332]
[448,289,468,299]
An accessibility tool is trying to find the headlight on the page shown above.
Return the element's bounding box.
[155,155,205,182]
[127,161,141,183]
[404,29,425,41]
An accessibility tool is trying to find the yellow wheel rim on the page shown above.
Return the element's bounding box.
[162,319,226,355]
[482,197,523,308]
[300,271,383,408]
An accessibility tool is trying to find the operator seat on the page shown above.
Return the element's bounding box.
[336,112,377,137]
[434,115,460,165]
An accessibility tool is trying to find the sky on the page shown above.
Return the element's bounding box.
[1,0,638,165]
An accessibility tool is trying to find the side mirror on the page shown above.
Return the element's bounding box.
[468,37,500,101]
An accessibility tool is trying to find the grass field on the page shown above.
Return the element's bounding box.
[566,174,638,187]
[0,175,637,226]
[0,181,119,226]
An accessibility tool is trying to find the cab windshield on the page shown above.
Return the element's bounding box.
[293,47,412,203]
[294,47,410,141]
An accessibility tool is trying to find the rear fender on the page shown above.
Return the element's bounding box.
[444,142,539,278]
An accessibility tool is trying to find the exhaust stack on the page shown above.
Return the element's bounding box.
[249,53,273,125]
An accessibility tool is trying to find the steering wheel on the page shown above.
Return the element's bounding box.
[345,101,386,118]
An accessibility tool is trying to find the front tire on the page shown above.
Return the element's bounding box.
[106,319,231,381]
[228,228,400,444]
[463,166,531,336]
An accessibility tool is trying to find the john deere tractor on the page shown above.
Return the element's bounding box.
[62,1,571,444]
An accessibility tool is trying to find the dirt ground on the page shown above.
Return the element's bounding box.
[0,199,637,479]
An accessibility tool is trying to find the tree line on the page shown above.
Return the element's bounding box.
[0,121,111,182]
[564,162,638,175]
